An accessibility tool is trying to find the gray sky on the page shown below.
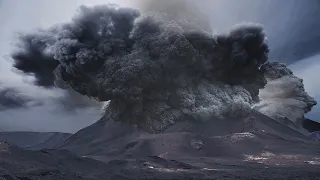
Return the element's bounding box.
[0,0,319,133]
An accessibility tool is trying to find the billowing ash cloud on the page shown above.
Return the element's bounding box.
[138,0,212,33]
[11,4,268,133]
[255,62,317,124]
[11,4,315,133]
[12,33,59,87]
[11,31,101,110]
[0,86,40,111]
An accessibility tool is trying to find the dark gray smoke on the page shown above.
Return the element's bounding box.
[12,33,59,87]
[11,4,269,132]
[0,86,40,111]
[11,4,316,133]
[11,31,101,111]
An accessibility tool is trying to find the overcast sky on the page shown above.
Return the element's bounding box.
[0,0,319,133]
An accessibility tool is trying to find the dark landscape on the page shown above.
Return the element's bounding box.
[1,1,320,180]
[0,110,320,180]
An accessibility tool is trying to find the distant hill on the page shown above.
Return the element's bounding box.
[0,142,112,180]
[0,132,71,150]
[302,118,320,132]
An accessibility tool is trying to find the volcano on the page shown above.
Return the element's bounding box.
[1,2,320,179]
[59,110,317,160]
[1,110,320,180]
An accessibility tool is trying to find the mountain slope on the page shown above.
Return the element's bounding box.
[302,118,320,132]
[0,132,71,150]
[0,110,320,179]
[59,110,318,162]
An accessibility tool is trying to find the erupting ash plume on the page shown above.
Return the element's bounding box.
[255,62,317,124]
[12,33,59,87]
[11,3,316,133]
[11,31,101,110]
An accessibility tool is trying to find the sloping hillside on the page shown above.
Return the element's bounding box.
[1,110,320,179]
[59,110,318,161]
[0,132,71,150]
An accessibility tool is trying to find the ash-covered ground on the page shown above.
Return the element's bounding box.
[1,110,320,180]
[1,1,320,180]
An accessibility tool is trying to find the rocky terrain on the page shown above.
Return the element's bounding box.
[1,142,320,180]
[1,110,320,180]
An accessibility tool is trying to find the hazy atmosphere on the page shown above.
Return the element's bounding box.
[0,0,319,133]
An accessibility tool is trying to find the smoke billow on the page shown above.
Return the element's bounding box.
[0,86,40,111]
[54,88,101,111]
[255,62,317,124]
[12,32,59,87]
[11,31,101,111]
[10,3,316,133]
